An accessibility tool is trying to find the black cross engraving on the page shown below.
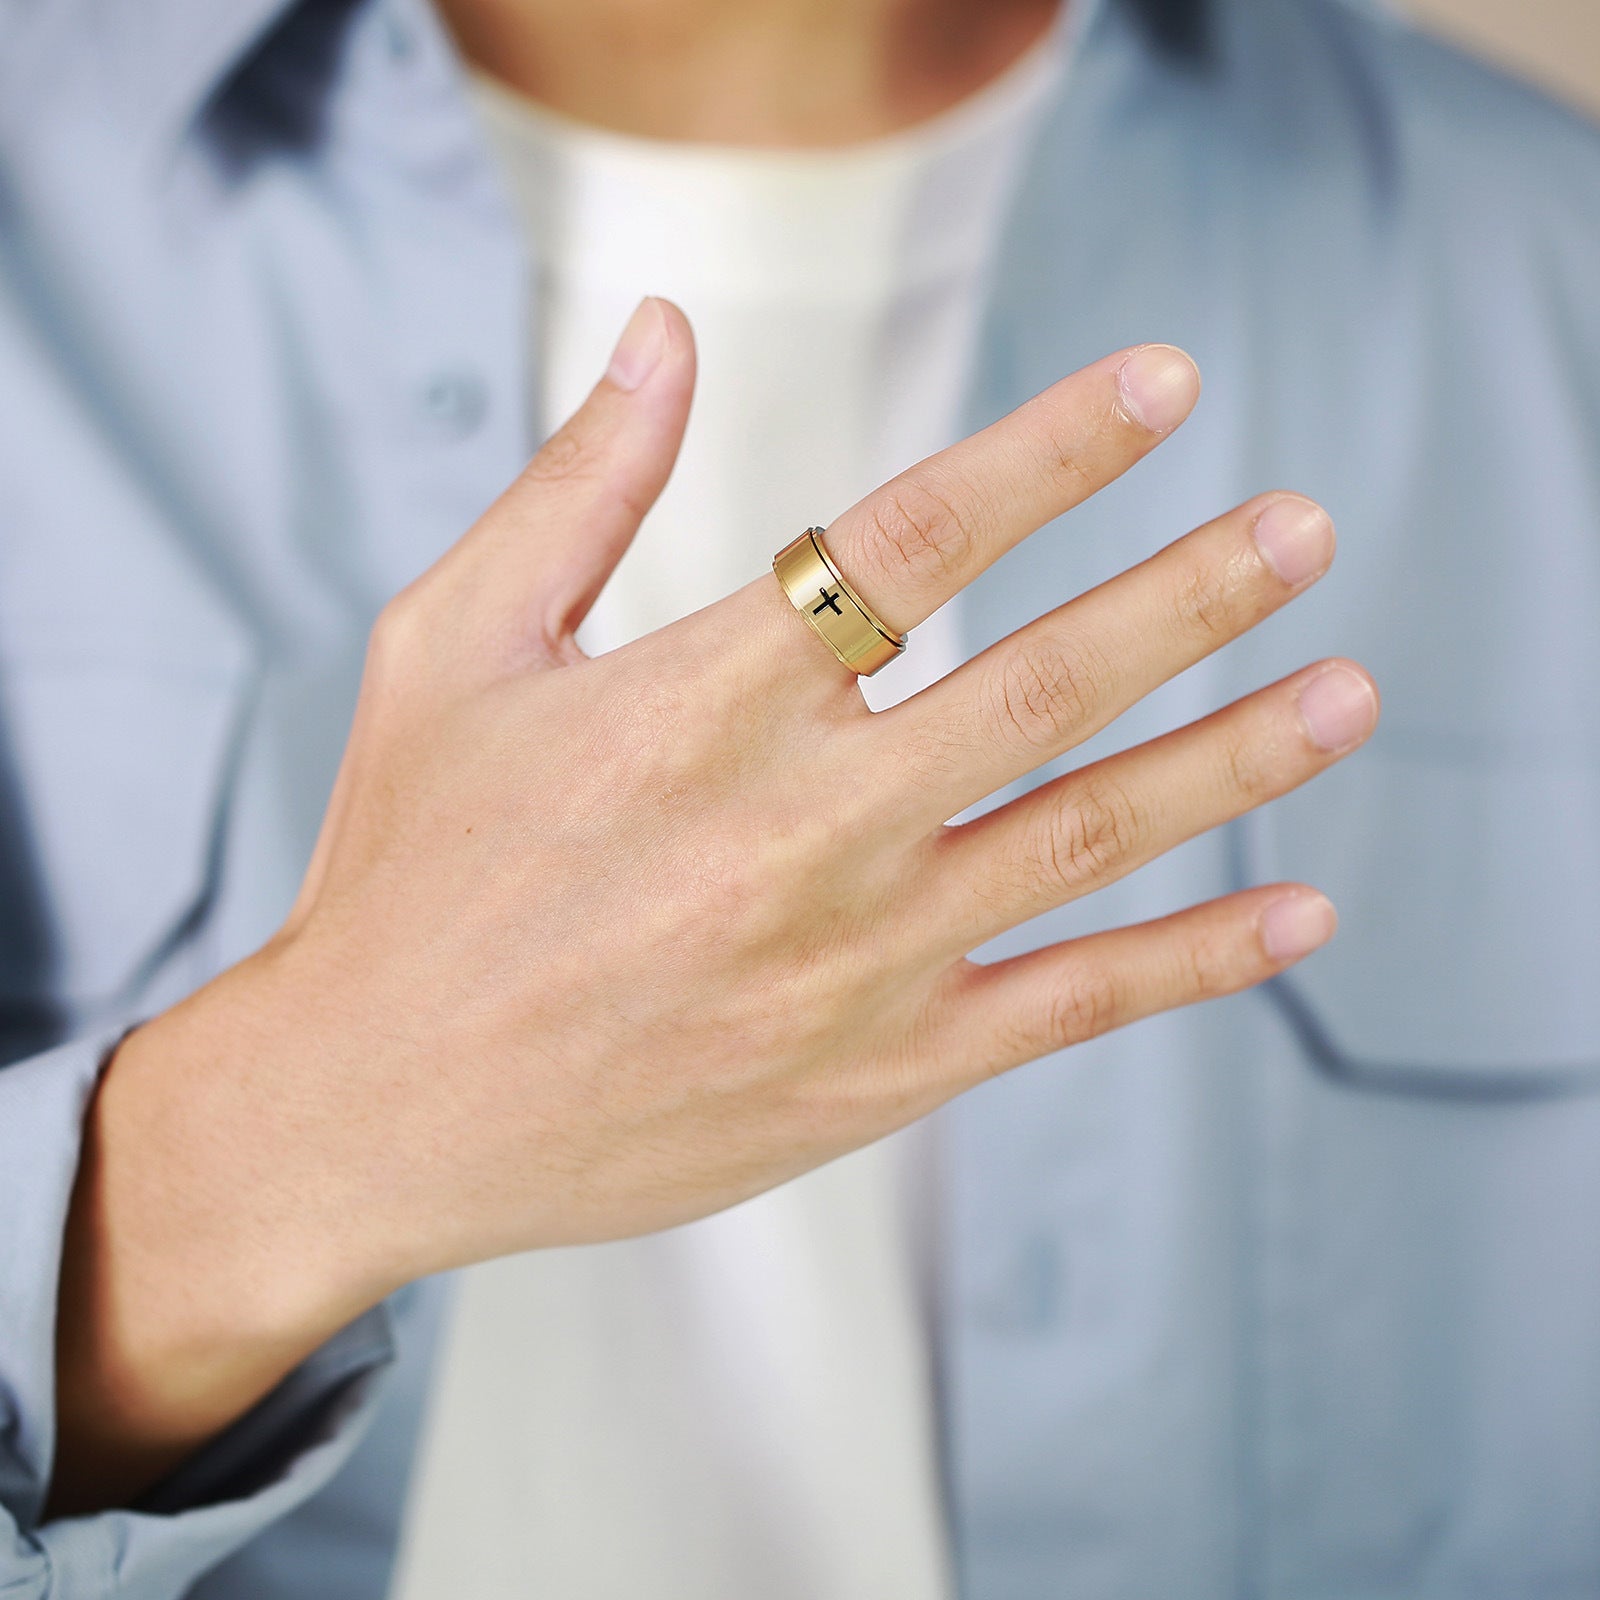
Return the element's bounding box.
[813,585,844,617]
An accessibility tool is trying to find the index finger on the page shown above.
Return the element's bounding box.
[822,343,1200,638]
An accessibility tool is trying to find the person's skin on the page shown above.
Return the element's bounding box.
[48,0,1380,1519]
[441,0,1064,143]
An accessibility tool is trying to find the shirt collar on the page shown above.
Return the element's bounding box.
[118,0,303,158]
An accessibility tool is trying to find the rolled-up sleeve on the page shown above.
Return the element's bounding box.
[0,1028,398,1600]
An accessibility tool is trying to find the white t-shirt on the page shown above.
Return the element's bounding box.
[393,17,1073,1599]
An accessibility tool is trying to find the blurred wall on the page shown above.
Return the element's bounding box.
[1403,0,1600,116]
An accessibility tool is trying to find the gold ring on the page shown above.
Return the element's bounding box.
[773,527,907,677]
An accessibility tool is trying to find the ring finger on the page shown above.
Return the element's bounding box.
[921,657,1380,958]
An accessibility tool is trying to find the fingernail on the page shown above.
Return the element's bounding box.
[1297,665,1378,752]
[1261,891,1338,962]
[1253,495,1334,586]
[1116,344,1200,434]
[606,297,667,392]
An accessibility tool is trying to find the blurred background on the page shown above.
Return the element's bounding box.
[1407,0,1598,115]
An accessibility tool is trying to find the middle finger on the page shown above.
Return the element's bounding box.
[878,491,1337,824]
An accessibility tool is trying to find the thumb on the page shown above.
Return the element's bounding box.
[454,296,696,660]
[284,301,692,932]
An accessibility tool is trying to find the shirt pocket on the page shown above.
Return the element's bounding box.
[1238,735,1600,1094]
[0,632,257,1058]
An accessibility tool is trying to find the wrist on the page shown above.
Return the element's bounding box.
[50,953,397,1512]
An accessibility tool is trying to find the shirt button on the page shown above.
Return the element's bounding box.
[416,369,489,437]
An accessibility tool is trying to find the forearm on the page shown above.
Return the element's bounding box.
[47,959,390,1517]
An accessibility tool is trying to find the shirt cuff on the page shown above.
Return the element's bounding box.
[0,1027,398,1599]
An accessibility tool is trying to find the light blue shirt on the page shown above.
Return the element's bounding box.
[2,0,1598,1595]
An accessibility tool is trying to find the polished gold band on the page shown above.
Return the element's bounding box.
[773,527,908,677]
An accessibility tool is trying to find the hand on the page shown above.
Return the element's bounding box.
[54,298,1376,1507]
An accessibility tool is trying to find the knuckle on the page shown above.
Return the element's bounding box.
[1169,555,1246,647]
[521,422,590,486]
[1044,961,1122,1047]
[865,469,973,588]
[1026,411,1102,498]
[1221,727,1279,806]
[992,634,1107,752]
[1177,929,1236,1002]
[1036,774,1142,891]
